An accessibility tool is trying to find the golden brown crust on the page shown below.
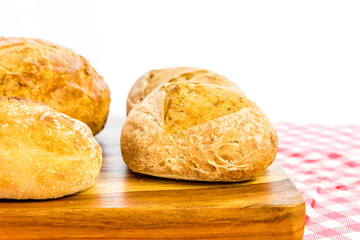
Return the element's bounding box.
[0,96,102,199]
[121,82,278,182]
[126,67,242,115]
[0,37,110,135]
[163,81,247,132]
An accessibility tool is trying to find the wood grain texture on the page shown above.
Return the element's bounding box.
[0,115,305,239]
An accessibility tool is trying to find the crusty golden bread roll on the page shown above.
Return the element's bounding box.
[121,81,278,182]
[0,37,110,135]
[126,67,242,115]
[0,96,102,199]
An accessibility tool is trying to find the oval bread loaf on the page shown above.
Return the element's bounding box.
[0,96,102,199]
[0,37,110,135]
[126,67,242,115]
[121,81,278,182]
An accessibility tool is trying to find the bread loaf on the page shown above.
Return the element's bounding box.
[0,96,102,199]
[0,37,110,135]
[121,81,278,182]
[126,67,242,115]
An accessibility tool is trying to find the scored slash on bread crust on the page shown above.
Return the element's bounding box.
[126,67,243,115]
[121,81,278,182]
[0,96,102,199]
[163,82,246,133]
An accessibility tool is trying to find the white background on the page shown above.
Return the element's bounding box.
[0,0,359,124]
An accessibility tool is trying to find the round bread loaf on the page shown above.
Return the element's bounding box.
[0,96,102,199]
[0,37,110,135]
[126,67,242,115]
[121,81,278,182]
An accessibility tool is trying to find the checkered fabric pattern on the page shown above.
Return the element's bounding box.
[275,123,360,239]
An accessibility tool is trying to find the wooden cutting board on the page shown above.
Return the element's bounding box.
[0,115,305,239]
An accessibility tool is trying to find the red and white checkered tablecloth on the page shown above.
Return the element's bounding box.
[274,123,360,240]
